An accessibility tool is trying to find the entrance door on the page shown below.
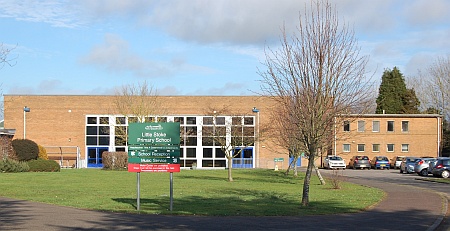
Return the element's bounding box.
[232,148,253,168]
[87,147,108,168]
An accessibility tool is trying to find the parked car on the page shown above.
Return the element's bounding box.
[348,155,370,169]
[414,158,438,176]
[324,156,346,169]
[370,156,390,169]
[431,158,450,178]
[400,157,419,174]
[390,156,405,169]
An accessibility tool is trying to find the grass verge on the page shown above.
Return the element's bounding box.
[0,168,383,216]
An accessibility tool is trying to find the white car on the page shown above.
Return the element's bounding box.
[324,156,346,169]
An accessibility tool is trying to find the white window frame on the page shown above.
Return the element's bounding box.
[357,120,365,132]
[372,121,380,132]
[343,144,350,152]
[401,121,409,132]
[372,144,380,152]
[401,144,409,152]
[387,121,395,132]
[357,144,365,152]
[387,144,395,152]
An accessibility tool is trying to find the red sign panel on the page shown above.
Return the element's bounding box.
[128,163,180,173]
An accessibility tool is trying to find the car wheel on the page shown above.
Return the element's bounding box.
[420,169,428,177]
[442,170,450,179]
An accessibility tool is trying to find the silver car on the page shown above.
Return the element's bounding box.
[400,157,419,174]
[414,158,437,176]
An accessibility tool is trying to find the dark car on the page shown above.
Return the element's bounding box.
[348,155,370,169]
[431,158,450,178]
[400,157,419,174]
[370,156,390,170]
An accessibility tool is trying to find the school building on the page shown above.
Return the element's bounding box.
[2,95,443,169]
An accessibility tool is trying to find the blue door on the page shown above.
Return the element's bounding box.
[87,147,108,168]
[232,148,253,168]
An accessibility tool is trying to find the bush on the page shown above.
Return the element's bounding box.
[0,136,15,160]
[11,139,39,161]
[103,152,127,170]
[38,145,48,160]
[28,159,60,172]
[0,158,30,173]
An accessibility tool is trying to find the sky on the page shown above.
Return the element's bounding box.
[0,0,449,96]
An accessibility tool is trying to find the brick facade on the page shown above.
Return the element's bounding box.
[3,95,442,169]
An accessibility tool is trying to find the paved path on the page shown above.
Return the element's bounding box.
[0,173,447,231]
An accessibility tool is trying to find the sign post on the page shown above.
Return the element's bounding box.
[127,122,181,211]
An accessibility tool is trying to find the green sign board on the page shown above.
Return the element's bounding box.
[128,157,180,164]
[274,158,284,162]
[128,122,180,145]
[128,147,180,158]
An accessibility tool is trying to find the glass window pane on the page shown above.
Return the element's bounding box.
[174,117,184,124]
[100,117,109,124]
[99,126,110,135]
[158,117,167,122]
[186,137,197,146]
[87,117,97,124]
[372,144,380,152]
[357,144,365,152]
[216,126,226,136]
[186,148,196,157]
[243,137,255,146]
[216,117,225,125]
[402,144,409,152]
[86,126,97,135]
[343,144,350,152]
[202,126,213,136]
[387,121,394,132]
[372,121,380,132]
[244,117,254,125]
[128,117,138,123]
[243,127,255,136]
[116,117,126,125]
[187,117,196,125]
[186,126,197,136]
[243,149,252,158]
[387,144,394,152]
[357,121,365,132]
[402,121,409,132]
[203,117,213,125]
[99,136,110,145]
[202,137,214,146]
[344,121,350,131]
[202,160,213,167]
[203,148,213,158]
[232,117,242,125]
[214,160,226,167]
[216,148,226,158]
[86,136,97,145]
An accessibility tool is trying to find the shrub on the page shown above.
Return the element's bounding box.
[38,145,48,160]
[103,152,127,170]
[28,159,60,172]
[0,158,30,173]
[11,139,39,161]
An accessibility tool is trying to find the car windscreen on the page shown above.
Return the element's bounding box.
[329,156,342,160]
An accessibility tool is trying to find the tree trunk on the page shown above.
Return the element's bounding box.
[314,162,326,185]
[227,157,233,182]
[301,151,315,206]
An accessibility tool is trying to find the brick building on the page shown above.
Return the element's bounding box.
[3,95,443,169]
[333,114,443,166]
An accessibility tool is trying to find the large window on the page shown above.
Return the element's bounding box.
[343,121,350,132]
[357,144,365,152]
[387,144,395,152]
[86,116,110,146]
[372,144,380,152]
[402,121,409,132]
[402,144,409,152]
[343,144,350,152]
[372,121,380,132]
[357,121,365,132]
[387,121,394,132]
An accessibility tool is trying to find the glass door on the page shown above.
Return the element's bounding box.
[87,147,108,168]
[232,148,253,168]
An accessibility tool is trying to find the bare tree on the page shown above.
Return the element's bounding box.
[201,107,258,182]
[1,43,16,69]
[112,81,167,144]
[259,0,372,206]
[409,55,450,117]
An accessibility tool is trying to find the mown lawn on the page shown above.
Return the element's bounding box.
[0,168,383,216]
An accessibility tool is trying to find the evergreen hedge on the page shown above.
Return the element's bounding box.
[28,159,61,172]
[0,159,30,173]
[12,139,39,161]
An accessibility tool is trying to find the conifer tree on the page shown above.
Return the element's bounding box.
[376,67,420,114]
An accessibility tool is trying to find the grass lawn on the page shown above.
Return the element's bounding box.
[0,168,383,216]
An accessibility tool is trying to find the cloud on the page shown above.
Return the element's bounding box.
[80,33,213,78]
[0,0,86,28]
